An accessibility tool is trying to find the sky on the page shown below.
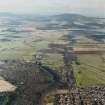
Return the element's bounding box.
[0,0,105,17]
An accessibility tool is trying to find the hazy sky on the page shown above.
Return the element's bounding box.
[0,0,105,17]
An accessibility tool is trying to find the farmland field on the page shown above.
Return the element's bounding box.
[73,54,105,88]
[0,13,105,105]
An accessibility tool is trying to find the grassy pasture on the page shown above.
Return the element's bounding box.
[73,54,105,88]
[41,53,67,82]
[0,30,67,60]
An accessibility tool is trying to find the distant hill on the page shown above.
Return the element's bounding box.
[38,13,105,30]
[51,13,92,21]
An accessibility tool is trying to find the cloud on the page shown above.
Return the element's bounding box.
[78,0,105,17]
[61,0,105,17]
[0,0,105,17]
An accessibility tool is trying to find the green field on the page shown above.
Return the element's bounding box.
[1,29,105,89]
[73,54,105,88]
[0,30,68,60]
[42,53,67,82]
